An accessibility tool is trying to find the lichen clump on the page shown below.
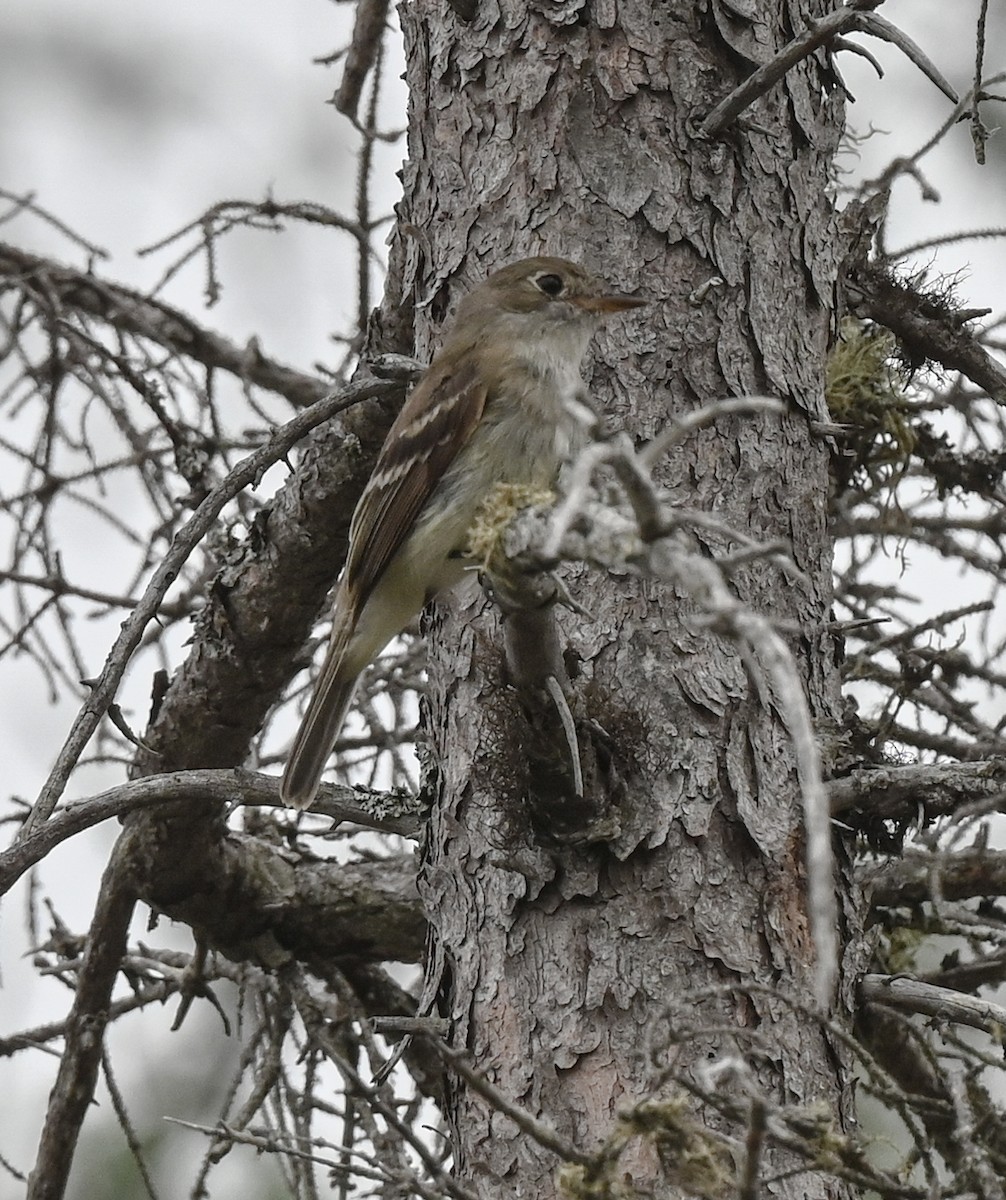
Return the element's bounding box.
[466,482,555,573]
[826,318,916,478]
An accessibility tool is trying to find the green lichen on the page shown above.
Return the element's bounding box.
[826,318,916,483]
[558,1095,733,1200]
[466,482,555,573]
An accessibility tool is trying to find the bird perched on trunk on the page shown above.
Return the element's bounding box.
[281,255,646,810]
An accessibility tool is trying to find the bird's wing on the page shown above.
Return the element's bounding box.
[344,354,489,605]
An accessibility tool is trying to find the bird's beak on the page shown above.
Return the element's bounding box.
[575,293,648,314]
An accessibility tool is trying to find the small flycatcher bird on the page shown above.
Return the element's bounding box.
[281,256,645,809]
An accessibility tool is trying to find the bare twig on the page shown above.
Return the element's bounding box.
[701,1,956,139]
[887,225,1006,261]
[547,412,838,1005]
[0,768,423,896]
[0,188,109,261]
[16,376,401,838]
[0,981,174,1058]
[854,12,957,105]
[100,1049,162,1200]
[639,396,786,470]
[0,241,328,407]
[971,0,991,164]
[432,1040,592,1167]
[334,0,391,121]
[136,199,378,305]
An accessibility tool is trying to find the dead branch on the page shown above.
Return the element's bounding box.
[849,260,1006,404]
[334,0,391,121]
[26,849,136,1200]
[0,768,423,896]
[865,846,1006,909]
[701,0,956,138]
[0,240,328,407]
[828,760,1006,821]
[18,375,402,838]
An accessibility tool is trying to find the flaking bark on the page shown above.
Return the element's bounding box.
[400,0,860,1193]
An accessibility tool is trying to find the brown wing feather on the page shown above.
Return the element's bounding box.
[344,355,488,604]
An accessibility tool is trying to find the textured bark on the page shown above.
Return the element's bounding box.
[126,826,424,968]
[400,1,858,1194]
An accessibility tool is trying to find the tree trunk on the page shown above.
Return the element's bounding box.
[397,1,857,1193]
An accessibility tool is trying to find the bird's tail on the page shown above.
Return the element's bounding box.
[281,596,361,811]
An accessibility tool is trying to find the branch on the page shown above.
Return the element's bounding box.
[0,240,328,408]
[850,261,1006,405]
[829,760,1006,822]
[864,846,1006,909]
[17,374,402,838]
[333,0,391,121]
[701,1,956,138]
[1,769,424,897]
[138,833,425,968]
[26,849,136,1200]
[861,973,1006,1037]
[702,1,883,137]
[927,950,1006,996]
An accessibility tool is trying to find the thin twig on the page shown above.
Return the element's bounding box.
[1,768,422,897]
[334,0,391,122]
[16,376,401,838]
[545,675,583,798]
[0,240,329,408]
[432,1040,592,1167]
[0,188,109,261]
[639,396,786,470]
[100,1049,162,1200]
[971,0,991,164]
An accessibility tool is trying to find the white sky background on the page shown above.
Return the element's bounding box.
[0,0,1004,1195]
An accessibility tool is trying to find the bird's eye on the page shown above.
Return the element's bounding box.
[535,273,565,297]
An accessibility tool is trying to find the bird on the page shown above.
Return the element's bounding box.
[281,255,646,809]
